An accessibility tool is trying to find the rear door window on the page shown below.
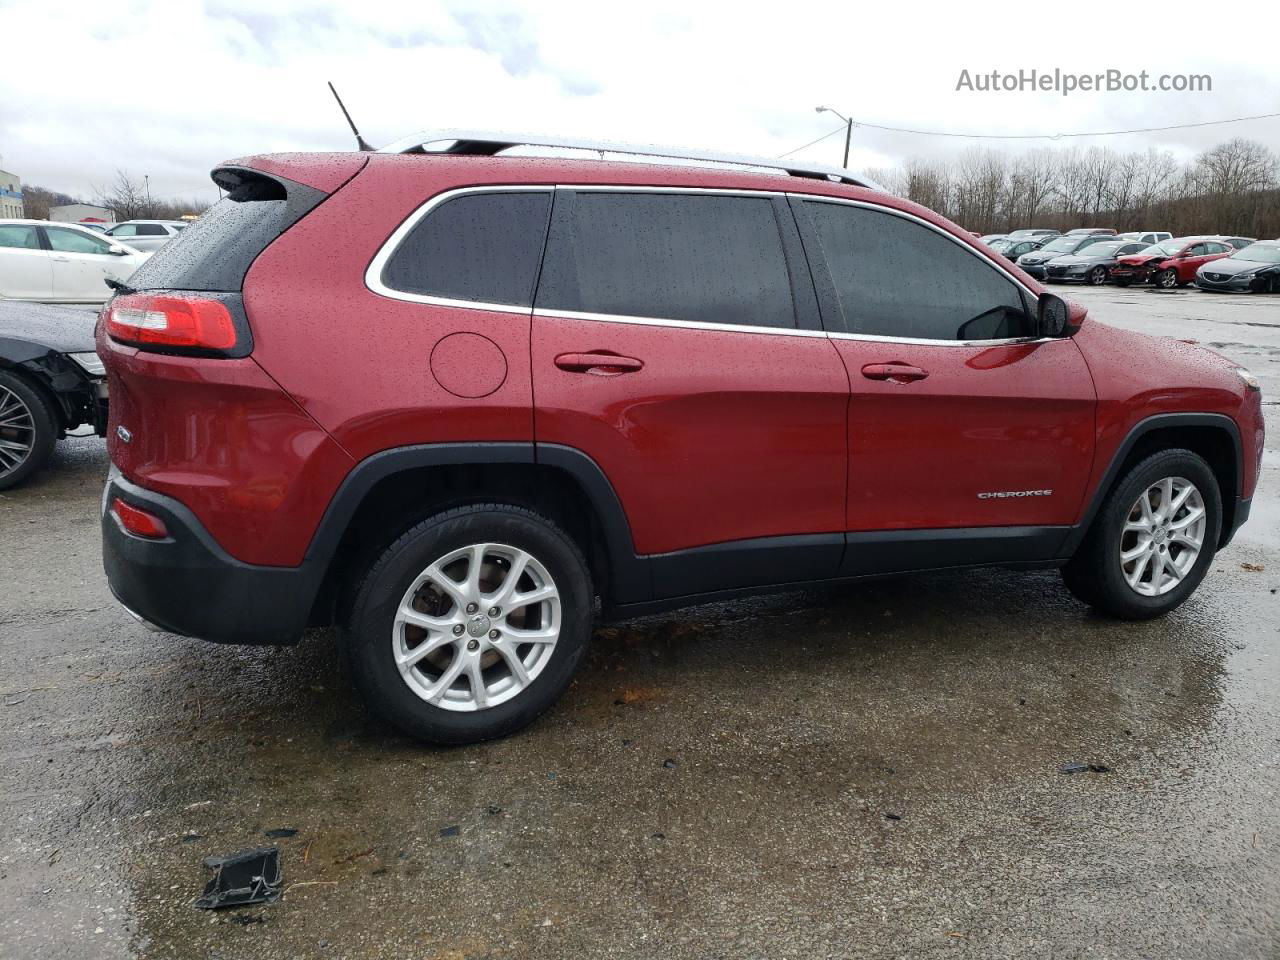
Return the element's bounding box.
[536,191,796,329]
[804,200,1030,341]
[135,223,168,236]
[107,224,138,237]
[379,191,552,307]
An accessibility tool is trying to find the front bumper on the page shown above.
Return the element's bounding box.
[1196,273,1257,291]
[102,470,319,645]
[1110,265,1153,284]
[1020,263,1048,279]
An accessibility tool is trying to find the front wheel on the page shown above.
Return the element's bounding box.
[344,504,593,744]
[0,370,58,490]
[1087,266,1108,285]
[1155,269,1179,289]
[1061,449,1221,619]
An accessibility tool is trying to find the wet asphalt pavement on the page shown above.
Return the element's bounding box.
[2,285,1278,959]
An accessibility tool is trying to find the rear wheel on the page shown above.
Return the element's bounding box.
[344,504,593,744]
[0,370,57,490]
[1087,266,1107,285]
[1061,449,1221,619]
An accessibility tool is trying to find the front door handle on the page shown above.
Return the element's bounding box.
[554,352,644,375]
[861,362,929,383]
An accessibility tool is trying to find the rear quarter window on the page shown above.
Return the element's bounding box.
[378,191,553,306]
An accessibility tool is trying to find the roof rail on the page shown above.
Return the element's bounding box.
[377,128,883,190]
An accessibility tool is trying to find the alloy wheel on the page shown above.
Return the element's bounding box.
[1157,269,1177,289]
[391,543,561,711]
[1088,267,1107,285]
[0,384,35,479]
[1118,477,1206,597]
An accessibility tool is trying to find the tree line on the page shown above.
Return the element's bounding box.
[863,137,1280,238]
[20,170,211,222]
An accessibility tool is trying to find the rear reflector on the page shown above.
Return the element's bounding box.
[111,497,169,539]
[106,294,238,351]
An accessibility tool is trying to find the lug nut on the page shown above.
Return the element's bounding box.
[466,639,479,651]
[465,602,478,614]
[488,606,500,617]
[489,629,500,640]
[452,624,465,636]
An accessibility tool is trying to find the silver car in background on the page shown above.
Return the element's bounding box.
[101,220,189,252]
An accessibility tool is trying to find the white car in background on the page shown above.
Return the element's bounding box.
[0,220,150,304]
[102,219,188,252]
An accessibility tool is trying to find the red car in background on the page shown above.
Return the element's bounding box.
[1111,237,1236,288]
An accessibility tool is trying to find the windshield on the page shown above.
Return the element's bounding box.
[988,238,1012,251]
[1036,237,1079,254]
[1081,241,1125,257]
[1137,240,1183,257]
[1233,243,1280,263]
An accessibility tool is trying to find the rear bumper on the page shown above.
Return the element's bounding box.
[102,470,317,645]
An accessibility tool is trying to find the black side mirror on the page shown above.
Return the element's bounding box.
[1037,292,1073,338]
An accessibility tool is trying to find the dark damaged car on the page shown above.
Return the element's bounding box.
[0,301,107,488]
[1043,240,1149,285]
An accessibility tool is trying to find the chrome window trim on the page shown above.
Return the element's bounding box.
[364,184,553,313]
[365,183,1052,346]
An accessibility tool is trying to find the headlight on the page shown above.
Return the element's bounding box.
[1233,366,1261,392]
[67,352,106,377]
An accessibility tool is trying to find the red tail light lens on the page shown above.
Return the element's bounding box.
[111,497,169,539]
[106,294,238,351]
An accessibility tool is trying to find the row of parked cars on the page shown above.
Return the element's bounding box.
[978,227,1280,293]
[0,219,187,303]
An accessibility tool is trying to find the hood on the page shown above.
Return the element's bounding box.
[1198,257,1266,278]
[1116,254,1159,265]
[0,300,98,355]
[1048,254,1099,267]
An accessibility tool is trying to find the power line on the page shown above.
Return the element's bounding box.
[777,124,847,158]
[778,110,1280,155]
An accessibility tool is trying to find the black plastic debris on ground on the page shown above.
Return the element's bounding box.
[264,828,298,838]
[193,847,282,909]
[1059,762,1112,775]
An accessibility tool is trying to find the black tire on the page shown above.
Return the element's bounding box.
[0,369,58,491]
[1155,268,1178,289]
[1061,449,1222,620]
[1114,278,1131,287]
[1087,266,1107,285]
[344,503,593,744]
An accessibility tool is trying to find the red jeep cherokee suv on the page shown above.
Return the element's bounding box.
[98,132,1264,744]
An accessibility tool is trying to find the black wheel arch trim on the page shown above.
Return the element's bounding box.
[302,442,653,607]
[1060,412,1243,556]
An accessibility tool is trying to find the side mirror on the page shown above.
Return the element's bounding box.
[107,245,129,256]
[1037,292,1085,338]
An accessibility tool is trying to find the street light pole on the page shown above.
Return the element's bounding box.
[815,106,853,168]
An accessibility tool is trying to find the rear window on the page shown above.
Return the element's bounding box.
[380,191,552,306]
[536,191,796,329]
[126,173,325,292]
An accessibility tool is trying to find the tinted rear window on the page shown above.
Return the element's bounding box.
[126,175,325,292]
[380,191,552,306]
[537,192,796,329]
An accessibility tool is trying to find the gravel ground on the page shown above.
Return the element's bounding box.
[1,284,1278,959]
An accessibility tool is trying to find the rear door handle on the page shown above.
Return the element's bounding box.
[51,256,70,262]
[861,362,929,383]
[554,352,644,375]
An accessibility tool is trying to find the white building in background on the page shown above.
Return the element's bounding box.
[0,169,22,218]
[49,202,114,224]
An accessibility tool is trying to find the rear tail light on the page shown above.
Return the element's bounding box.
[111,497,169,539]
[106,294,238,352]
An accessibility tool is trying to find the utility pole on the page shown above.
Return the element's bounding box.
[144,174,151,212]
[815,106,853,168]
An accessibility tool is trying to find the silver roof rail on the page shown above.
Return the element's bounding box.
[378,128,883,191]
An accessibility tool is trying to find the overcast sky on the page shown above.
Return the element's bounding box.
[2,0,1276,205]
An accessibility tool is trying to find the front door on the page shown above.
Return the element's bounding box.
[793,197,1096,571]
[531,188,849,600]
[43,225,125,301]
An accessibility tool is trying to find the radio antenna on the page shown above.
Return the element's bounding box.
[328,82,374,152]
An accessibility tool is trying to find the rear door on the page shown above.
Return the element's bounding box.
[793,197,1096,571]
[0,224,52,300]
[531,187,849,599]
